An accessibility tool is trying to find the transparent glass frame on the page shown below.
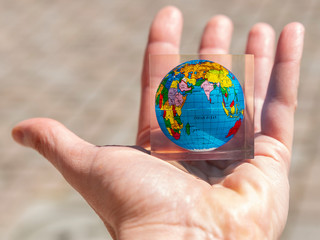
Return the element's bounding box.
[149,54,254,161]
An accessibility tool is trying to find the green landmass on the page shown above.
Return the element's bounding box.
[186,123,190,135]
[195,78,205,86]
[185,84,194,94]
[164,118,171,128]
[234,88,238,101]
[174,115,182,125]
[161,86,169,106]
[221,87,228,98]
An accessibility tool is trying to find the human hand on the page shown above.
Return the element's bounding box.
[12,6,304,240]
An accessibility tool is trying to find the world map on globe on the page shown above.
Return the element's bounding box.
[155,59,245,151]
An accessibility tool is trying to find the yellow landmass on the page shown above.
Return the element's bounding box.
[171,120,183,130]
[161,101,171,111]
[230,105,235,115]
[164,104,184,136]
[205,69,233,88]
[165,109,174,125]
[222,102,229,116]
[184,77,196,85]
[171,80,179,88]
[222,102,244,118]
[175,105,182,116]
[175,100,184,115]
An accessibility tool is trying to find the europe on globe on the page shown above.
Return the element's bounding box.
[155,59,245,151]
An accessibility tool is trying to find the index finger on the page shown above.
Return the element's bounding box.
[137,6,183,148]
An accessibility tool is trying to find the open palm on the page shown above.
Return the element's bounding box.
[12,6,304,240]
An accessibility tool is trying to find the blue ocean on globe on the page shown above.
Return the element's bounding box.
[155,59,245,151]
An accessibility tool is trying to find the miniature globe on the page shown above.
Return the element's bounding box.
[155,59,245,151]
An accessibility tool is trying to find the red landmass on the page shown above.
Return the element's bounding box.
[159,94,163,108]
[222,98,226,106]
[163,110,166,118]
[226,119,242,138]
[225,93,228,97]
[230,100,234,107]
[172,105,177,117]
[170,128,180,140]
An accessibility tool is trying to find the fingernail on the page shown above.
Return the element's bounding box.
[12,128,25,145]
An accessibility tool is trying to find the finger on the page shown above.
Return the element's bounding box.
[137,6,183,148]
[12,118,95,186]
[199,15,233,54]
[10,118,188,227]
[245,23,275,132]
[196,16,233,170]
[261,22,305,150]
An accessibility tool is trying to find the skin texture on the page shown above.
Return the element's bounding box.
[12,6,304,240]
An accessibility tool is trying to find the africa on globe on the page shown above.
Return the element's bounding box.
[155,59,245,151]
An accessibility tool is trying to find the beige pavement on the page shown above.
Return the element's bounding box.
[0,0,319,239]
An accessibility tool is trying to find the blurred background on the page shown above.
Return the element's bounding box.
[0,0,319,239]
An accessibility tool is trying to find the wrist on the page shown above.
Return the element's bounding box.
[118,223,216,240]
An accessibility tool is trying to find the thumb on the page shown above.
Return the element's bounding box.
[11,118,96,188]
